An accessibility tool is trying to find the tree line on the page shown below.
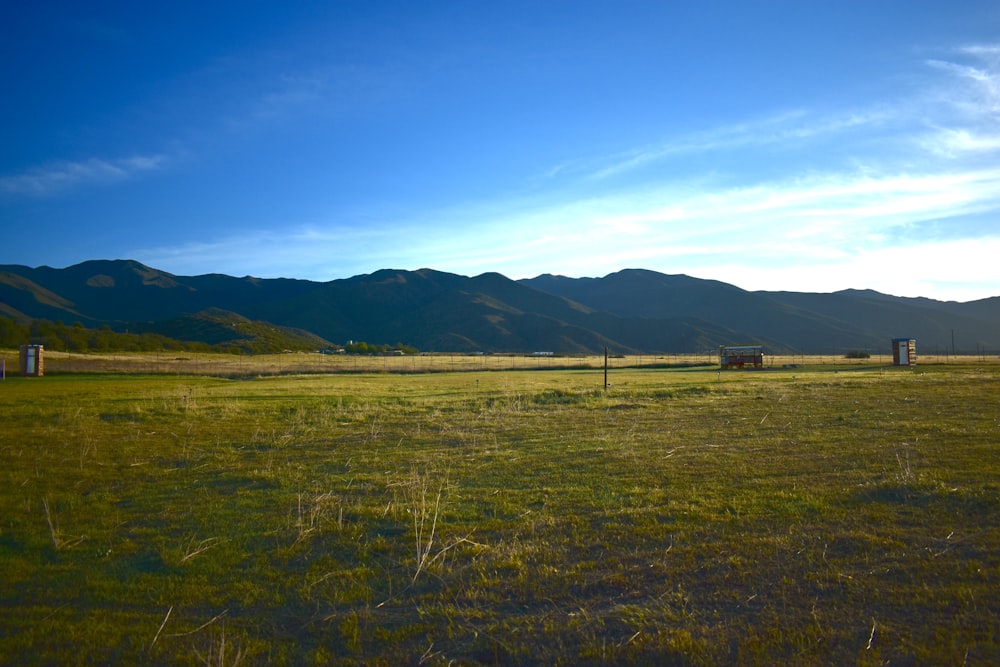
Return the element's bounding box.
[0,316,219,353]
[343,341,418,355]
[0,316,419,356]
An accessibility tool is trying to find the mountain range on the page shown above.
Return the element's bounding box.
[2,259,998,355]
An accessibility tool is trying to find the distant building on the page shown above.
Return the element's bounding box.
[719,345,763,369]
[891,338,916,366]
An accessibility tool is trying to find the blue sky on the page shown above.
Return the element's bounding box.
[2,2,999,301]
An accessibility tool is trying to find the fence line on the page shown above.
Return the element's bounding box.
[1,349,995,378]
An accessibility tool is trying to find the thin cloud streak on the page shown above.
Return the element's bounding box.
[925,45,1000,118]
[574,44,998,186]
[0,154,168,197]
[575,109,890,182]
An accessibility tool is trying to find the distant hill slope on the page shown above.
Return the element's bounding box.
[1,260,997,354]
[522,269,1000,354]
[2,259,321,323]
[522,269,861,349]
[128,308,333,353]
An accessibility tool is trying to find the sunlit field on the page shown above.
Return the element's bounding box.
[2,348,995,378]
[0,353,997,664]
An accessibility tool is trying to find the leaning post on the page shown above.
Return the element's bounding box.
[604,346,608,392]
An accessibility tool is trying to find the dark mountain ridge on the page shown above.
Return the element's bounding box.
[1,260,997,354]
[523,269,999,354]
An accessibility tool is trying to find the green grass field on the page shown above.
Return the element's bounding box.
[0,356,997,665]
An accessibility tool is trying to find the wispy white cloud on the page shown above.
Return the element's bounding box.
[244,68,351,124]
[484,42,1000,299]
[553,43,999,189]
[226,57,414,132]
[378,156,1000,297]
[133,156,1000,300]
[0,154,168,197]
[561,108,891,182]
[925,44,1000,118]
[919,127,1000,156]
[912,45,1000,164]
[136,42,1000,302]
[927,58,993,84]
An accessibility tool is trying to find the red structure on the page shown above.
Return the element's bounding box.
[719,345,763,369]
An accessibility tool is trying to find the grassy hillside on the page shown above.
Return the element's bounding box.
[0,312,335,355]
[128,309,333,353]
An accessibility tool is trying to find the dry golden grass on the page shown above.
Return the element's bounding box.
[0,357,997,664]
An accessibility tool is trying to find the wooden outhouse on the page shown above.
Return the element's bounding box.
[891,338,916,366]
[19,344,44,377]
